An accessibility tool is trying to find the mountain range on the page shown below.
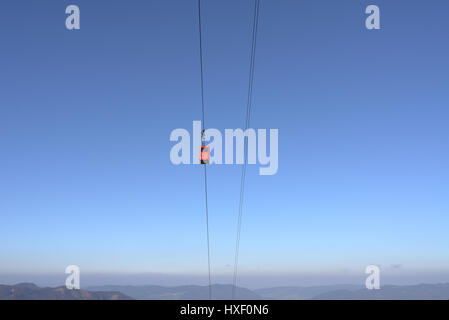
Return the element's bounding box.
[87,284,260,300]
[311,283,449,300]
[2,282,449,300]
[88,283,449,300]
[0,283,132,300]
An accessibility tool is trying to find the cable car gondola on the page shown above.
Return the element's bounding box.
[200,129,210,164]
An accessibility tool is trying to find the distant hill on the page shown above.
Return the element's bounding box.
[0,283,133,300]
[87,284,261,300]
[255,285,363,300]
[311,283,449,300]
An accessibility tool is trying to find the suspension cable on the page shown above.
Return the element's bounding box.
[232,0,261,300]
[197,0,212,300]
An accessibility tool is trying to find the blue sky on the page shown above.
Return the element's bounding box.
[0,0,448,287]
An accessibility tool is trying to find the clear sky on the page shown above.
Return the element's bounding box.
[0,0,448,287]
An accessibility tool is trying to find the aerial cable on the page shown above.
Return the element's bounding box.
[197,0,212,300]
[232,0,261,300]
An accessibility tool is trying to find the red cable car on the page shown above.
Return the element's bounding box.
[200,146,210,164]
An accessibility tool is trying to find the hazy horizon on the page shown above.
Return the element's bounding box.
[2,269,449,290]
